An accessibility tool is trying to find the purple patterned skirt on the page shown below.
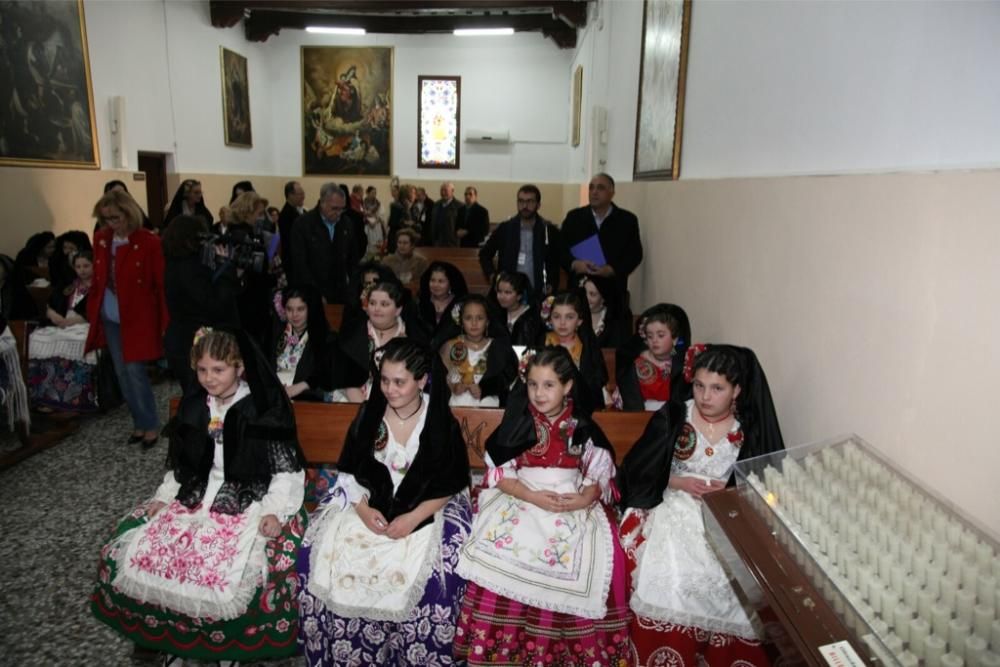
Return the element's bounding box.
[297,493,472,666]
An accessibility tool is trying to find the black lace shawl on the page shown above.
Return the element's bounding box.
[166,330,305,514]
[418,261,469,344]
[268,285,335,399]
[336,364,470,529]
[331,308,429,390]
[535,325,607,414]
[486,372,613,468]
[618,344,785,510]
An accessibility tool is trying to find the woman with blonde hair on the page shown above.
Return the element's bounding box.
[85,189,168,448]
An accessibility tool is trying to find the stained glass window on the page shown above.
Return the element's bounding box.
[418,76,461,169]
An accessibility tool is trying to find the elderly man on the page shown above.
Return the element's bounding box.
[430,181,462,247]
[278,180,306,279]
[478,184,562,295]
[560,172,642,305]
[456,185,490,247]
[291,183,361,304]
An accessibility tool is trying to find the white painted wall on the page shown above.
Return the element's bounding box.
[264,30,573,181]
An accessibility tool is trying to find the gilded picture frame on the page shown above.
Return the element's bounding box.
[571,65,583,148]
[633,0,692,180]
[221,47,252,148]
[0,0,99,169]
[301,46,393,176]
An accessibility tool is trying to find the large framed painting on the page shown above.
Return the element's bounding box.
[633,0,692,180]
[0,0,99,169]
[301,46,392,176]
[220,47,252,148]
[417,75,460,169]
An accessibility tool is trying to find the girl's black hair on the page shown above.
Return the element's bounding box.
[103,179,129,193]
[459,294,491,323]
[230,180,255,204]
[495,271,532,303]
[525,345,576,385]
[692,346,743,388]
[639,304,686,339]
[380,338,431,380]
[369,280,407,307]
[550,290,587,321]
[73,249,94,265]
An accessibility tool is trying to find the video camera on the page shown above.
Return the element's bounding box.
[199,230,267,274]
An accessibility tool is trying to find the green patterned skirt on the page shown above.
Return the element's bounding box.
[91,503,307,661]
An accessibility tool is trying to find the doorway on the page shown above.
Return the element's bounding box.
[137,152,167,229]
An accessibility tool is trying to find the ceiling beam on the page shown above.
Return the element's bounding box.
[214,0,588,13]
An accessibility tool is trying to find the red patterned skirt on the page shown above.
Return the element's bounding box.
[454,505,632,667]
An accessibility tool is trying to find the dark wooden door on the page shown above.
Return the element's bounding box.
[137,152,167,229]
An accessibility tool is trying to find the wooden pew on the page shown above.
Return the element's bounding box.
[168,399,655,470]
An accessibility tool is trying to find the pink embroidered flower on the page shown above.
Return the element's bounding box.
[245,626,258,637]
[282,539,295,552]
[210,630,225,644]
[276,619,290,633]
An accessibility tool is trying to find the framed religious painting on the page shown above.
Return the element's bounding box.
[220,47,252,148]
[417,75,461,169]
[0,0,99,169]
[301,46,393,176]
[633,0,692,180]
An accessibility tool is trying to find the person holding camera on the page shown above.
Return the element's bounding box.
[291,183,362,305]
[227,192,278,343]
[162,215,242,396]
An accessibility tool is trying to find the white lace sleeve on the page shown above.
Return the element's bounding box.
[151,471,181,504]
[258,470,305,523]
[484,452,518,488]
[581,440,617,503]
[335,472,371,504]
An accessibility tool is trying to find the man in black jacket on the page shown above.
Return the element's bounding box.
[278,180,306,281]
[560,173,642,305]
[456,186,490,247]
[290,183,361,305]
[478,184,562,296]
[430,182,462,247]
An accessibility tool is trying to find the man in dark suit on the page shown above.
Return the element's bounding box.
[478,184,562,296]
[430,182,462,247]
[456,186,490,247]
[291,183,361,305]
[560,173,643,305]
[278,180,306,281]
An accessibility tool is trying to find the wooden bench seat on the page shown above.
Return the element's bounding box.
[169,399,654,470]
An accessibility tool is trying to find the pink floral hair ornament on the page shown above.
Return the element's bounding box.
[272,291,287,322]
[683,343,709,383]
[451,301,463,326]
[517,348,538,383]
[192,326,213,347]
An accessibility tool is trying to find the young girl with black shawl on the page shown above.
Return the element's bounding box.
[487,270,543,347]
[297,338,472,666]
[618,344,785,667]
[92,328,307,663]
[537,290,609,412]
[615,303,692,412]
[418,260,469,345]
[454,346,630,665]
[438,294,518,407]
[268,285,335,401]
[329,280,428,403]
[582,275,631,349]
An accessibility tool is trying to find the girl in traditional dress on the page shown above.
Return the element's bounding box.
[27,251,99,412]
[454,346,631,666]
[439,294,518,408]
[618,344,785,667]
[615,303,692,412]
[488,271,542,348]
[538,291,608,413]
[418,261,469,345]
[581,276,631,349]
[91,328,307,665]
[268,285,334,401]
[297,338,472,666]
[330,280,427,402]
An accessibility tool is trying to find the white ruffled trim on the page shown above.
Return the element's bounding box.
[0,328,29,431]
[111,507,267,621]
[305,503,444,622]
[28,323,96,362]
[456,502,614,621]
[630,598,762,640]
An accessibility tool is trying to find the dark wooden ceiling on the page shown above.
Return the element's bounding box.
[209,0,591,48]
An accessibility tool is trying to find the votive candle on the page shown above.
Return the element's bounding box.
[926,635,948,667]
[950,618,972,657]
[895,604,914,642]
[972,604,993,640]
[941,652,965,667]
[965,635,988,667]
[933,603,953,637]
[910,617,931,658]
[956,589,977,625]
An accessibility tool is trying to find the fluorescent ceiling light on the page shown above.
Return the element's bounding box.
[454,28,514,37]
[306,26,366,35]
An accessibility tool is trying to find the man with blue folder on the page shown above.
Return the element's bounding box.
[560,173,643,306]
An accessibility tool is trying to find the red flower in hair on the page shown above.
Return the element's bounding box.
[683,343,708,382]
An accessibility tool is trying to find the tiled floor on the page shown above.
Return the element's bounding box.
[0,383,304,666]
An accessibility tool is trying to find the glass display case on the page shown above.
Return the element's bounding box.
[702,434,1000,667]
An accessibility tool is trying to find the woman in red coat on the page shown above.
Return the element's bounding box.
[85,190,169,448]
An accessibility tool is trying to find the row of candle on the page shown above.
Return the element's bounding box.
[743,439,1000,667]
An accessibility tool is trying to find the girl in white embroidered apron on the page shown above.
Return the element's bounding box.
[298,338,472,666]
[440,295,518,408]
[91,328,308,664]
[619,344,785,667]
[455,346,631,666]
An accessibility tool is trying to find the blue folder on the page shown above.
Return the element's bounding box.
[570,234,607,266]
